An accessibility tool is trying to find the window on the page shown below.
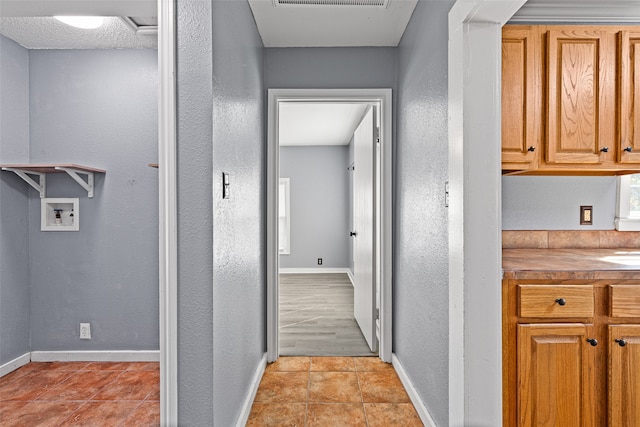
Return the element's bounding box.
[279,178,291,254]
[616,173,640,231]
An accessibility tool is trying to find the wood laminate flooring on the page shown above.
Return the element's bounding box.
[279,273,376,357]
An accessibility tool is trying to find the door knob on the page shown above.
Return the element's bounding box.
[615,339,627,347]
[350,231,357,237]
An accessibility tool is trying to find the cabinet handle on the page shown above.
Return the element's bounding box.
[586,338,598,347]
[624,146,633,153]
[350,231,357,237]
[615,339,627,347]
[555,298,566,306]
[527,146,535,152]
[600,147,609,153]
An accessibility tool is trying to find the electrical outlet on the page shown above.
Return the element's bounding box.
[580,206,593,225]
[80,323,91,340]
[317,258,323,265]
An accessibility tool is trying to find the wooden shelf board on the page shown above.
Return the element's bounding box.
[0,164,106,174]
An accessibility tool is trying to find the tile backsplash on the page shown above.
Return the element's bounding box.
[502,230,640,249]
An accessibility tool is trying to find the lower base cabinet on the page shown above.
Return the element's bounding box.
[503,279,640,426]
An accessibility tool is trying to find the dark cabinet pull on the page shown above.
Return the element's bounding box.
[624,146,633,153]
[600,147,609,153]
[615,339,627,347]
[555,298,566,306]
[349,231,357,237]
[527,146,535,152]
[586,338,598,347]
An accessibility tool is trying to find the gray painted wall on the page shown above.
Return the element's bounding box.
[503,176,618,230]
[176,0,265,425]
[280,145,350,269]
[396,1,454,425]
[211,1,265,425]
[176,0,214,423]
[27,49,158,351]
[0,35,31,364]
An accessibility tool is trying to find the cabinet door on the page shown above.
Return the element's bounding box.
[518,324,597,427]
[547,29,615,164]
[502,26,541,170]
[618,31,640,164]
[609,325,640,427]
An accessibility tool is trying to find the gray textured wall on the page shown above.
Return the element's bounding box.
[176,0,214,423]
[211,1,266,425]
[176,0,266,425]
[280,145,350,269]
[0,35,31,364]
[27,49,159,351]
[502,176,618,230]
[395,1,454,425]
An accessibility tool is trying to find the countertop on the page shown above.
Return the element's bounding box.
[502,248,640,280]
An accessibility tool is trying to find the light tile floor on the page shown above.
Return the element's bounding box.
[0,362,159,426]
[248,356,423,426]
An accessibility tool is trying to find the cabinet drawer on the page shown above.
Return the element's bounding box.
[610,285,640,317]
[518,285,594,318]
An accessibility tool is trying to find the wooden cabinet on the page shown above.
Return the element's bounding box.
[502,25,640,174]
[502,26,541,171]
[518,324,597,426]
[608,325,640,426]
[503,279,640,426]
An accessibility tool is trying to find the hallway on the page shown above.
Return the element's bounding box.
[248,356,422,426]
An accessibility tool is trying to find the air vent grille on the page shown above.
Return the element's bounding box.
[275,0,388,7]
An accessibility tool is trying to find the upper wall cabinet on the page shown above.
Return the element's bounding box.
[502,26,542,171]
[502,25,640,175]
[619,30,640,164]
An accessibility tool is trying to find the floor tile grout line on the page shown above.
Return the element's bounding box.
[354,358,370,427]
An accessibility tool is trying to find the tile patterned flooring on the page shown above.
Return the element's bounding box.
[248,356,423,426]
[0,361,159,426]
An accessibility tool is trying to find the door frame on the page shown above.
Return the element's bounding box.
[266,88,393,363]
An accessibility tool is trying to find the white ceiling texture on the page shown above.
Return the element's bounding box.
[2,1,640,146]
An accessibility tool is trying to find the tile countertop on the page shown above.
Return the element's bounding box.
[502,248,640,280]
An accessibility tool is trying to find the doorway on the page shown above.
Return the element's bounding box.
[266,89,393,363]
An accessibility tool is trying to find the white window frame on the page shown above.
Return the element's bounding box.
[279,178,291,255]
[615,174,640,231]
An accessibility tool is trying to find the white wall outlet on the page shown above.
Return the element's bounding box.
[80,322,91,339]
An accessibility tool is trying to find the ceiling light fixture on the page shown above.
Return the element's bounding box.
[54,16,105,29]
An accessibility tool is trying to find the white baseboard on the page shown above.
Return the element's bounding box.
[392,353,437,427]
[346,269,354,286]
[30,350,160,362]
[0,352,31,378]
[235,353,267,427]
[279,268,351,274]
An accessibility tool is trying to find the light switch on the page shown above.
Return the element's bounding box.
[223,173,230,199]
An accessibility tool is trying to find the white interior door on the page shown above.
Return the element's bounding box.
[353,106,377,352]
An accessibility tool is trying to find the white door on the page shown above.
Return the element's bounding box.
[353,106,377,352]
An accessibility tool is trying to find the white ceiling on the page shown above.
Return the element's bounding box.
[248,0,418,47]
[279,103,369,146]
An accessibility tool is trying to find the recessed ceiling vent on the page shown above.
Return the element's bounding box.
[274,0,390,7]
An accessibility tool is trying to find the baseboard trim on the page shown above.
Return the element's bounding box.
[279,268,351,274]
[30,350,160,362]
[235,353,267,427]
[346,269,354,286]
[0,352,31,378]
[392,353,437,427]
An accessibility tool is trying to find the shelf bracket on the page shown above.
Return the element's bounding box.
[2,167,46,198]
[55,166,96,198]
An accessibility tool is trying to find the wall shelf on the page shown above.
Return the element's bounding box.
[0,164,106,198]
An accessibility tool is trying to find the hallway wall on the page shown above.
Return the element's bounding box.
[280,145,350,269]
[0,35,31,365]
[27,49,159,352]
[396,1,455,425]
[176,1,266,425]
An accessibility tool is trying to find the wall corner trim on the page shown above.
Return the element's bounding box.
[0,353,31,378]
[392,353,437,427]
[30,350,160,362]
[235,353,267,427]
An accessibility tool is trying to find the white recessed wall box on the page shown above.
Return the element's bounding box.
[41,198,79,231]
